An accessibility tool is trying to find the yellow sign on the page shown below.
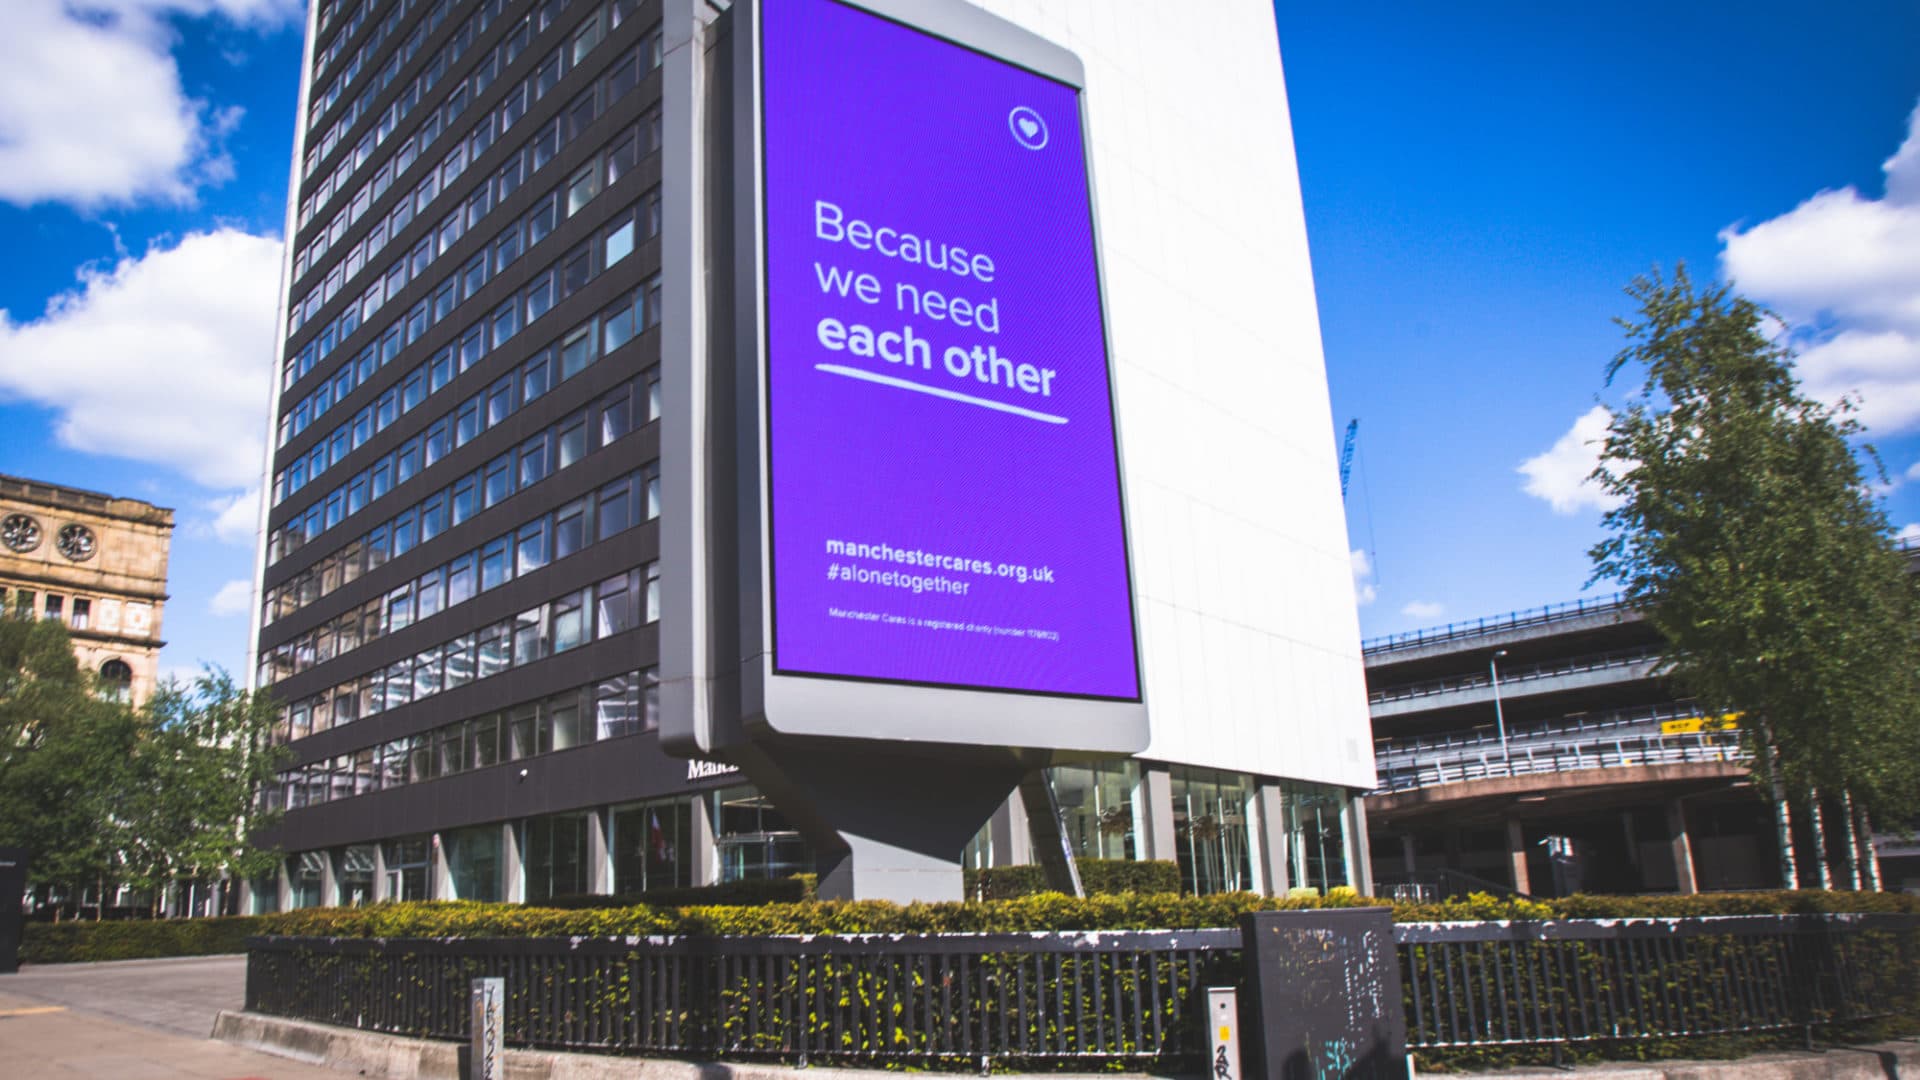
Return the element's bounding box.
[1661,713,1741,735]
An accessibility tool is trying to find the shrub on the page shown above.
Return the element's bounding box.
[542,875,815,910]
[964,859,1180,899]
[22,889,1917,963]
[21,915,272,964]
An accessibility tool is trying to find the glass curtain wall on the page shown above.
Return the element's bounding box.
[383,837,433,900]
[524,812,592,901]
[336,844,377,906]
[289,851,327,908]
[444,824,504,901]
[610,796,694,894]
[713,784,809,881]
[1170,767,1254,894]
[1281,781,1352,893]
[1050,761,1141,861]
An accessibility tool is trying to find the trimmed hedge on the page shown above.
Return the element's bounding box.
[24,889,1920,963]
[21,915,273,964]
[966,859,1181,899]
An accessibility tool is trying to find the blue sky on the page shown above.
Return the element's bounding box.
[0,1,1915,678]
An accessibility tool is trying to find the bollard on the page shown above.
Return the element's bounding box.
[470,977,504,1080]
[1207,986,1241,1080]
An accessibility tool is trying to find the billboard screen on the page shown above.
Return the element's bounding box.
[759,0,1138,701]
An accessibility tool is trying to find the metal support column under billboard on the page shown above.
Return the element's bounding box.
[1019,771,1084,897]
[664,0,1149,902]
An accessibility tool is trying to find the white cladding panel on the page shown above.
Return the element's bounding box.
[970,0,1375,789]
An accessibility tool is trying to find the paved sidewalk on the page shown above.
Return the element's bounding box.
[5,954,249,1037]
[0,989,354,1079]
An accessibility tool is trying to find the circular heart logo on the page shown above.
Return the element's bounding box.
[1008,106,1049,151]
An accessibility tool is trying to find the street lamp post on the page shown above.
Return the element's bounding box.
[1489,649,1511,764]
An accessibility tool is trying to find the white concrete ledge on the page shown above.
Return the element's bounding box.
[213,1009,1919,1080]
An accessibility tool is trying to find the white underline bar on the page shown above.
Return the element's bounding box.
[812,364,1069,425]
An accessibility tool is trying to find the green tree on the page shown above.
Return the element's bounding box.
[112,668,287,914]
[0,614,139,911]
[1590,267,1920,884]
[1,615,286,915]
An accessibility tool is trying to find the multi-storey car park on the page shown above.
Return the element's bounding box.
[245,0,1380,910]
[1361,544,1920,898]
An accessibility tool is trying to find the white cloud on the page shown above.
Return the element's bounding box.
[1350,548,1377,606]
[206,487,261,546]
[0,228,283,490]
[1518,405,1623,515]
[208,578,253,617]
[1721,99,1920,435]
[1401,600,1444,620]
[1897,523,1920,545]
[1906,461,1920,482]
[0,0,299,208]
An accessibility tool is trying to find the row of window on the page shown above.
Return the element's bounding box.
[290,30,661,403]
[270,266,663,568]
[265,791,706,908]
[276,122,660,470]
[269,666,660,808]
[279,170,659,505]
[310,0,391,93]
[292,20,660,364]
[303,0,519,234]
[267,364,660,625]
[262,456,660,685]
[267,565,659,742]
[308,0,452,149]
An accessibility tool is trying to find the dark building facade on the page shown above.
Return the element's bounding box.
[249,0,747,907]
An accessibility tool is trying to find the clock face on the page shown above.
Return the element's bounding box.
[56,523,96,562]
[2,513,41,553]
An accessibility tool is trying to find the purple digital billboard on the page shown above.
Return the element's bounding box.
[760,0,1139,700]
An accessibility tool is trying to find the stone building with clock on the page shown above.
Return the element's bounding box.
[0,475,173,704]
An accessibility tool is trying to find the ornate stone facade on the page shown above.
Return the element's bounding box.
[0,475,173,705]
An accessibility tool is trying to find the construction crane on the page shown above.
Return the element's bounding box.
[1338,419,1359,499]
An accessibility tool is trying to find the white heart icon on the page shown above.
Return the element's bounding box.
[1008,106,1048,150]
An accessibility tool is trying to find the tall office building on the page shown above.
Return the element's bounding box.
[249,0,1372,909]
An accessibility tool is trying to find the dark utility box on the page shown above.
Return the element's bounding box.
[0,847,27,975]
[1238,907,1409,1080]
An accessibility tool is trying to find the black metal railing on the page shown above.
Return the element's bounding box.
[1396,914,1919,1049]
[1363,593,1629,655]
[1369,646,1661,705]
[244,913,1919,1064]
[1372,728,1747,794]
[245,929,1240,1064]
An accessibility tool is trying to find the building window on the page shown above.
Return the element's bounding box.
[1281,781,1352,895]
[524,812,591,903]
[70,597,90,630]
[714,784,809,883]
[100,659,133,702]
[290,851,327,908]
[1169,766,1254,896]
[611,797,694,895]
[1050,760,1142,862]
[336,844,376,907]
[444,825,503,902]
[383,837,433,901]
[43,593,63,620]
